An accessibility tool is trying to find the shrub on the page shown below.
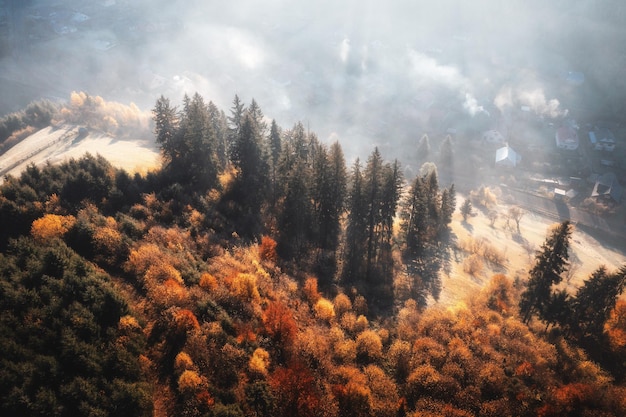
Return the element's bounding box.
[333,293,353,317]
[356,330,383,364]
[463,254,483,276]
[314,298,336,322]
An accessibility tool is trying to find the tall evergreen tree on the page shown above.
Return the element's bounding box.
[277,157,313,259]
[248,98,267,136]
[228,113,266,238]
[570,265,626,339]
[343,159,367,284]
[440,183,456,229]
[379,159,403,277]
[267,119,282,209]
[310,141,347,253]
[519,221,573,324]
[227,94,246,160]
[152,95,179,170]
[178,92,217,189]
[401,174,429,256]
[208,101,229,170]
[364,148,384,283]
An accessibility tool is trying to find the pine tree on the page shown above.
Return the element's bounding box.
[227,94,246,160]
[229,113,267,238]
[248,98,267,137]
[267,119,282,209]
[208,101,229,170]
[178,92,217,190]
[364,148,384,282]
[570,265,626,338]
[400,175,428,256]
[519,221,573,324]
[440,184,456,228]
[379,159,403,276]
[460,199,472,222]
[153,95,179,170]
[343,159,367,284]
[277,157,312,258]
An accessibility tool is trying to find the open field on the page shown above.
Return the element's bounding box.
[0,124,160,181]
[439,195,626,306]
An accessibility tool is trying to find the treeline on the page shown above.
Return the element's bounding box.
[0,100,58,155]
[151,93,455,309]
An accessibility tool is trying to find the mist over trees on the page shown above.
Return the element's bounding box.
[2,95,626,416]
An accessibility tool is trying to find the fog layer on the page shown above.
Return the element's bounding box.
[2,0,626,160]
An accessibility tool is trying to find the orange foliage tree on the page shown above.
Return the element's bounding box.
[31,214,76,241]
[259,235,278,263]
[270,362,321,417]
[605,299,626,351]
[262,301,298,361]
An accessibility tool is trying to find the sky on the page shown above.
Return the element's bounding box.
[2,0,626,162]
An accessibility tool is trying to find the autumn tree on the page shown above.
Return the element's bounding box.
[519,221,573,324]
[262,301,297,362]
[507,206,525,233]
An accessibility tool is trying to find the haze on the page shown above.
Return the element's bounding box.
[2,0,626,161]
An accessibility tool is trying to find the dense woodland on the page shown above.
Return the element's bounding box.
[1,93,626,416]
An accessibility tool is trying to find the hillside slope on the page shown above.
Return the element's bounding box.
[0,124,159,181]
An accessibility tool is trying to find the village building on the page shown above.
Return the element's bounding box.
[590,127,616,152]
[591,172,622,203]
[495,145,521,167]
[556,126,578,150]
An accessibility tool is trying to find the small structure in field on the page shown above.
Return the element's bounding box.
[591,172,622,203]
[556,126,578,150]
[495,145,521,168]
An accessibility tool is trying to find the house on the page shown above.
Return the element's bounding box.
[593,127,616,152]
[591,172,622,203]
[495,145,521,167]
[482,130,505,145]
[556,126,578,150]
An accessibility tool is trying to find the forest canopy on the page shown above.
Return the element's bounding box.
[1,94,626,416]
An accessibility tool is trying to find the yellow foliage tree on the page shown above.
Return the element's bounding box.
[356,330,383,363]
[174,352,194,374]
[605,299,626,351]
[178,370,204,394]
[199,272,218,292]
[314,298,336,322]
[303,276,321,304]
[333,293,353,317]
[31,214,76,241]
[232,273,260,303]
[249,348,271,376]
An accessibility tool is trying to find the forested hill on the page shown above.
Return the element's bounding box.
[1,93,626,416]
